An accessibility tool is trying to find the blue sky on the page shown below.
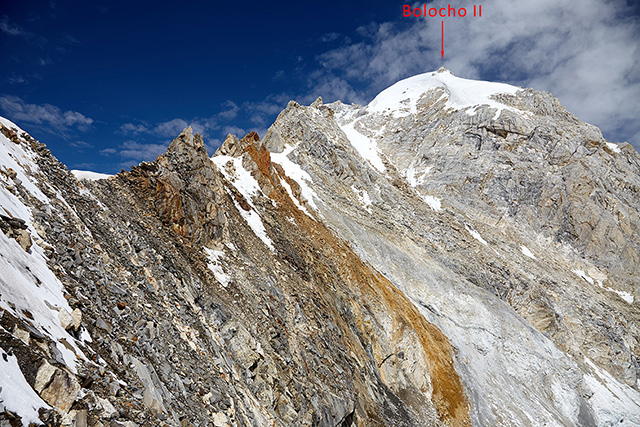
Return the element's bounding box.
[1,0,639,173]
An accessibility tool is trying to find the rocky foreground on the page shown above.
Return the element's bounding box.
[0,69,639,426]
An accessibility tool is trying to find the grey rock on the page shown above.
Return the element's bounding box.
[127,355,166,414]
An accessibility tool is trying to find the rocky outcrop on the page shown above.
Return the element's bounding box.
[123,127,225,246]
[0,214,32,251]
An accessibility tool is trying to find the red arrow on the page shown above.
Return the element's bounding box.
[441,21,444,58]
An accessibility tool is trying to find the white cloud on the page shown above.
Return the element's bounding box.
[120,116,218,139]
[7,74,28,85]
[111,115,223,162]
[120,122,149,135]
[62,110,92,127]
[101,140,167,164]
[319,32,340,43]
[222,125,249,138]
[309,0,640,148]
[0,15,47,45]
[0,15,29,38]
[205,138,223,156]
[218,100,239,120]
[154,118,190,137]
[69,140,92,148]
[0,95,93,133]
[119,140,167,161]
[155,117,217,138]
[244,94,292,126]
[99,148,117,155]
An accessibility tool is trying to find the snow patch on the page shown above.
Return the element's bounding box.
[404,163,440,211]
[572,269,594,285]
[352,186,372,213]
[421,194,441,212]
[79,327,93,343]
[212,155,275,251]
[611,289,634,304]
[595,280,634,304]
[339,122,386,172]
[280,175,312,217]
[204,248,230,288]
[0,116,26,133]
[229,192,274,251]
[605,142,621,153]
[0,127,49,204]
[270,147,319,212]
[0,347,50,425]
[573,270,634,304]
[71,170,113,181]
[465,224,488,246]
[212,155,262,202]
[241,208,274,251]
[520,245,536,260]
[0,223,85,370]
[406,165,432,187]
[368,69,521,120]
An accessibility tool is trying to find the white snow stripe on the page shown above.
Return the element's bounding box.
[0,348,50,425]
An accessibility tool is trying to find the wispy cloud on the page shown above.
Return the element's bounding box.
[0,15,47,45]
[102,136,227,166]
[100,140,168,164]
[218,100,239,120]
[38,57,54,66]
[6,73,30,84]
[115,113,226,163]
[119,122,149,135]
[69,140,92,148]
[113,98,266,159]
[244,94,292,126]
[118,140,167,161]
[221,125,249,138]
[62,34,80,45]
[154,118,191,138]
[120,116,218,139]
[319,32,341,43]
[0,95,93,134]
[306,0,640,148]
[0,15,29,37]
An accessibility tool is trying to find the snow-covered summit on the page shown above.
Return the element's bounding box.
[367,67,521,118]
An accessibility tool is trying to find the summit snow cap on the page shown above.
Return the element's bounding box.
[367,67,522,118]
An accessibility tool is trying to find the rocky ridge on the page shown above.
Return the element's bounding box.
[0,68,639,426]
[0,117,468,426]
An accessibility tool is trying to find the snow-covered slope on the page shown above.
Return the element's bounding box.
[70,170,113,181]
[0,118,91,422]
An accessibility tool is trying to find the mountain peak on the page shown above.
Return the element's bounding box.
[166,126,204,154]
[367,69,521,118]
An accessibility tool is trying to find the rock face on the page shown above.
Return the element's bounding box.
[0,69,639,426]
